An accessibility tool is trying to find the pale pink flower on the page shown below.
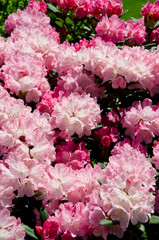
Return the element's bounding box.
[50,92,101,138]
[95,15,126,43]
[10,25,60,55]
[5,7,50,33]
[99,143,156,227]
[55,202,90,238]
[58,67,105,98]
[0,208,25,240]
[121,98,159,143]
[95,15,146,45]
[0,52,49,100]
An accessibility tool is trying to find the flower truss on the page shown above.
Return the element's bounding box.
[0,0,159,240]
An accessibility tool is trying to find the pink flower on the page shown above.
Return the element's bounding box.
[55,202,90,238]
[50,92,101,138]
[58,67,105,98]
[4,13,18,34]
[121,98,159,143]
[55,140,90,169]
[0,52,49,101]
[99,143,156,228]
[95,15,146,45]
[95,15,126,43]
[49,0,123,18]
[0,208,25,240]
[152,141,159,170]
[150,27,159,42]
[125,18,146,45]
[27,0,48,13]
[154,189,159,214]
[141,0,159,26]
[93,126,120,147]
[0,37,5,66]
[37,216,60,240]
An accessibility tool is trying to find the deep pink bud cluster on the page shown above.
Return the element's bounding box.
[49,0,123,18]
[55,140,91,169]
[93,126,120,147]
[141,0,159,22]
[150,27,159,42]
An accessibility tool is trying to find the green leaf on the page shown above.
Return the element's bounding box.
[137,223,145,233]
[33,191,42,197]
[144,43,157,48]
[40,207,49,224]
[50,69,58,77]
[47,3,60,13]
[92,124,103,130]
[99,219,119,226]
[98,162,108,169]
[154,21,159,29]
[149,215,159,224]
[81,26,91,32]
[98,179,103,185]
[156,171,159,177]
[130,17,138,22]
[120,9,128,17]
[125,36,134,41]
[23,224,38,240]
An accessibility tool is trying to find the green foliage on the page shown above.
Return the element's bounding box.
[122,0,156,20]
[23,224,38,240]
[40,207,49,225]
[99,219,119,226]
[148,215,159,224]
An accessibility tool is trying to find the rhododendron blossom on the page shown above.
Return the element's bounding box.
[50,92,101,138]
[0,1,159,240]
[99,143,156,227]
[55,140,91,169]
[152,141,159,169]
[141,0,159,26]
[49,0,123,18]
[121,98,159,143]
[0,208,25,240]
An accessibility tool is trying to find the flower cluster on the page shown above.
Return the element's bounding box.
[0,0,159,240]
[49,0,123,18]
[141,0,159,27]
[95,15,146,45]
[50,92,101,139]
[121,98,159,143]
[36,144,156,239]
